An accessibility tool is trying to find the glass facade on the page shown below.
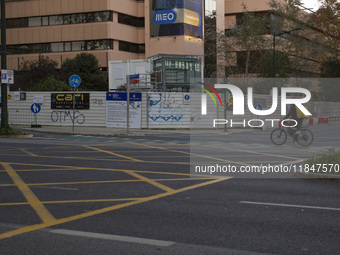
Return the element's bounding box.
[151,54,202,92]
[7,11,113,28]
[7,40,113,54]
[119,41,145,54]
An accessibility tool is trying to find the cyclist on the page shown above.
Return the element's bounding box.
[284,105,303,142]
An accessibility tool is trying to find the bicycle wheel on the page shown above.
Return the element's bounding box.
[296,129,314,146]
[270,128,287,145]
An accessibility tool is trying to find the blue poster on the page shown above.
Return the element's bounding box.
[150,0,203,39]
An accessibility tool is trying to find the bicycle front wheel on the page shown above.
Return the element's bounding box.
[297,129,314,146]
[270,128,287,145]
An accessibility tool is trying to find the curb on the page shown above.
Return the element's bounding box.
[0,134,33,139]
[296,171,340,181]
[20,129,146,137]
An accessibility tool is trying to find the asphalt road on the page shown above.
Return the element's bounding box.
[0,123,339,254]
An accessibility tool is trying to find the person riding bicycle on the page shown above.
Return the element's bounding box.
[284,105,303,137]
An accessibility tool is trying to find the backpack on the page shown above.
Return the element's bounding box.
[296,106,309,118]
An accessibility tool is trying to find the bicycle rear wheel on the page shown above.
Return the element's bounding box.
[297,129,314,146]
[270,128,287,145]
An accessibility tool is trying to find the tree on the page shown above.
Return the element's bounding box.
[30,76,70,91]
[204,15,218,78]
[225,5,273,81]
[257,50,292,78]
[269,0,335,77]
[60,53,107,91]
[312,0,340,52]
[18,55,59,91]
[321,57,340,77]
[319,57,340,101]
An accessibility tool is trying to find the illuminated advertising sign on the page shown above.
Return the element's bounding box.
[51,93,90,110]
[150,0,203,38]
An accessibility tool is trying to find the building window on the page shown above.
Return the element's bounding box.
[7,40,113,55]
[94,12,112,22]
[7,18,28,28]
[51,42,64,52]
[119,41,145,54]
[7,11,113,29]
[71,13,86,23]
[72,41,85,51]
[118,13,144,27]
[64,42,71,51]
[42,17,49,26]
[28,17,41,27]
[49,15,63,25]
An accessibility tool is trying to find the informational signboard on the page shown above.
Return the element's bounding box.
[106,92,142,128]
[129,74,140,84]
[33,95,44,104]
[148,93,184,125]
[150,0,203,38]
[1,70,14,84]
[51,93,90,109]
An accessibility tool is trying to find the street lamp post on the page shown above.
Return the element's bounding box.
[1,0,9,129]
[272,27,301,78]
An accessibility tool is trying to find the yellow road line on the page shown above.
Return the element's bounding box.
[83,145,144,162]
[0,177,230,240]
[0,198,141,206]
[1,163,55,223]
[19,149,38,157]
[0,153,189,165]
[205,144,302,161]
[0,177,212,188]
[0,179,143,187]
[126,171,174,192]
[131,142,252,166]
[0,161,212,178]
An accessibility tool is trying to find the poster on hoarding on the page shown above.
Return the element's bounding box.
[150,0,203,38]
[106,92,142,129]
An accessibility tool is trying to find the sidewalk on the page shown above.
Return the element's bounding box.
[16,125,258,137]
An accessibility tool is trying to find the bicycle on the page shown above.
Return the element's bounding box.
[270,126,314,146]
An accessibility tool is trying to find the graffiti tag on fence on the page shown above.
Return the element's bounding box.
[51,110,85,124]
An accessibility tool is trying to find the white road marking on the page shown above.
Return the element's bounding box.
[50,229,175,247]
[31,186,78,191]
[240,201,340,211]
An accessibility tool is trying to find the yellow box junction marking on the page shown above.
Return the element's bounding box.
[1,163,56,223]
[83,145,144,162]
[125,171,174,192]
[0,161,230,240]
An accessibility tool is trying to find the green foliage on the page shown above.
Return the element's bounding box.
[305,148,340,174]
[321,57,340,77]
[225,5,272,78]
[257,50,292,78]
[30,76,70,91]
[204,15,220,78]
[19,56,59,90]
[61,53,107,91]
[0,128,25,136]
[319,57,340,101]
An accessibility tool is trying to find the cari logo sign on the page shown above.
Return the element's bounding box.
[200,83,312,116]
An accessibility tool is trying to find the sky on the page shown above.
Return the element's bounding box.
[301,0,322,11]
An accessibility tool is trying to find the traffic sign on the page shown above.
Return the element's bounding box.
[69,75,81,87]
[1,70,14,84]
[183,94,190,105]
[31,103,41,114]
[254,104,262,110]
